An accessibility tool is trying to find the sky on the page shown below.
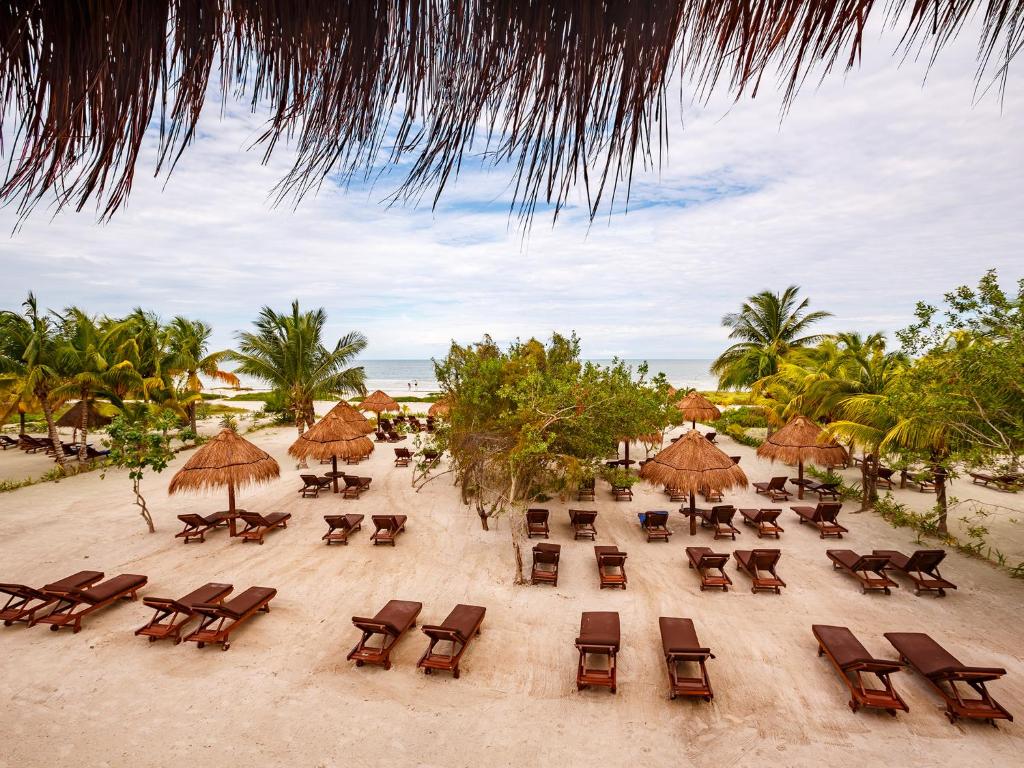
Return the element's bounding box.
[0,17,1021,360]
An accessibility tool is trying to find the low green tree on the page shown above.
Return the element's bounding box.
[104,406,177,533]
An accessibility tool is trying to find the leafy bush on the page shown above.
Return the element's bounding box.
[600,466,639,488]
[725,423,763,448]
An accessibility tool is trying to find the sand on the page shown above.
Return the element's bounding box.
[2,415,1022,768]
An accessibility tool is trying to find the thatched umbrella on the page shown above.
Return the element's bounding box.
[168,429,280,535]
[676,391,721,430]
[324,399,374,435]
[56,400,113,430]
[427,398,450,418]
[289,414,374,493]
[756,415,849,499]
[640,429,748,535]
[359,390,399,424]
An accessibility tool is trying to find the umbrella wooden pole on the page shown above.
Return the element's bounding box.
[689,491,697,535]
[624,440,630,468]
[332,456,339,493]
[691,419,696,430]
[798,461,804,500]
[228,480,237,536]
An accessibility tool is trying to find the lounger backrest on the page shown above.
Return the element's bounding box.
[571,510,597,524]
[598,552,626,567]
[0,583,46,601]
[526,509,549,523]
[647,511,669,526]
[300,474,320,484]
[238,511,266,525]
[711,505,735,523]
[760,508,782,521]
[177,513,208,527]
[906,549,946,572]
[752,549,781,568]
[699,553,729,569]
[533,549,559,565]
[818,502,842,521]
[858,554,891,572]
[769,476,786,490]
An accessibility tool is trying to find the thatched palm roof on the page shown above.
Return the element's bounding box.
[0,1,1017,221]
[640,429,747,494]
[324,400,374,435]
[757,415,849,467]
[427,398,451,418]
[359,390,399,414]
[675,391,721,425]
[168,429,280,495]
[289,414,375,462]
[56,400,113,429]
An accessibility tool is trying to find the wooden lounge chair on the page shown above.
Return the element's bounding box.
[968,471,1020,492]
[526,508,550,538]
[638,511,672,542]
[686,547,732,591]
[738,508,784,538]
[568,509,597,540]
[184,586,276,651]
[660,617,715,701]
[594,546,627,589]
[611,484,633,502]
[1,570,104,626]
[700,486,723,503]
[32,574,148,633]
[322,513,365,545]
[371,514,407,545]
[374,429,388,442]
[704,431,717,443]
[0,434,18,450]
[418,604,486,678]
[884,632,1013,725]
[790,502,848,538]
[175,511,230,543]
[84,445,110,461]
[577,479,596,502]
[664,487,686,502]
[872,549,957,596]
[733,550,785,594]
[807,481,841,501]
[576,611,620,693]
[386,430,406,442]
[699,505,740,540]
[19,434,48,453]
[236,511,290,544]
[826,550,898,594]
[342,475,372,498]
[910,472,937,493]
[531,543,560,586]
[298,474,332,497]
[812,625,908,715]
[876,467,896,490]
[348,599,423,669]
[135,582,233,644]
[394,447,412,467]
[753,476,791,501]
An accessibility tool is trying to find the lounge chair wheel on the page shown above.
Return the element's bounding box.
[453,669,460,679]
[149,637,157,643]
[424,668,432,675]
[197,642,205,648]
[610,687,616,694]
[222,643,230,651]
[175,638,182,645]
[50,625,59,632]
[670,693,677,700]
[356,660,364,667]
[3,620,11,627]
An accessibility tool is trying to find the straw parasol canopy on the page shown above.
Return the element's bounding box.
[169,429,280,533]
[756,415,849,499]
[640,429,748,535]
[289,413,374,492]
[56,400,113,430]
[675,391,721,430]
[323,399,374,435]
[359,390,399,419]
[427,398,451,418]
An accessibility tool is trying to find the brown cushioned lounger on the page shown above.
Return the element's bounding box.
[418,604,486,678]
[790,502,848,538]
[685,547,732,591]
[660,617,715,701]
[576,611,620,693]
[531,543,560,586]
[32,574,148,633]
[343,476,372,498]
[700,505,740,540]
[526,508,550,538]
[236,511,290,544]
[826,550,898,594]
[639,511,672,542]
[812,625,908,715]
[184,586,276,651]
[298,474,332,497]
[594,545,628,589]
[135,582,233,643]
[872,549,956,596]
[371,515,407,545]
[568,509,597,540]
[733,550,785,594]
[348,599,423,669]
[884,632,1013,725]
[323,513,365,545]
[394,447,412,467]
[1,571,104,626]
[753,476,791,501]
[0,434,18,449]
[738,508,784,538]
[175,511,229,543]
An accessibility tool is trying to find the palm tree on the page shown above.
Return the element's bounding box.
[230,301,368,438]
[0,294,69,470]
[712,286,832,390]
[165,317,238,435]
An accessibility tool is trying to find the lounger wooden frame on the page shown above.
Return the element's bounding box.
[660,617,715,701]
[32,574,148,633]
[526,508,550,538]
[184,587,276,651]
[298,474,332,497]
[175,512,229,543]
[323,513,365,544]
[236,511,290,544]
[134,583,233,644]
[733,550,785,594]
[595,546,628,589]
[531,543,560,586]
[0,571,104,626]
[739,508,784,538]
[791,503,848,538]
[812,625,908,716]
[700,505,740,540]
[576,612,619,694]
[686,547,732,591]
[394,448,412,467]
[371,515,407,545]
[826,550,899,594]
[873,549,956,596]
[568,509,597,540]
[348,600,423,669]
[343,476,372,498]
[418,605,486,679]
[639,511,672,542]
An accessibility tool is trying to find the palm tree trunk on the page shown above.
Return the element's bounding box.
[934,465,948,534]
[189,401,198,437]
[40,396,66,472]
[295,408,308,468]
[78,392,90,461]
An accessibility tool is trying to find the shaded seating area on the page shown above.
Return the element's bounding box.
[175,512,230,543]
[568,509,597,540]
[531,543,560,586]
[135,582,233,644]
[873,549,957,596]
[32,574,147,633]
[371,515,407,545]
[812,624,908,716]
[594,546,628,589]
[660,617,715,701]
[1,570,103,626]
[738,508,784,538]
[790,502,848,538]
[183,586,276,651]
[342,476,372,498]
[348,599,423,669]
[322,513,365,545]
[686,547,732,591]
[826,550,899,594]
[237,511,291,544]
[699,505,740,540]
[526,508,550,538]
[298,474,332,498]
[733,550,785,594]
[417,604,486,678]
[576,611,620,693]
[884,632,1013,725]
[638,510,672,542]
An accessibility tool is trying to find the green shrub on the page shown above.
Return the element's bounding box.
[724,423,763,448]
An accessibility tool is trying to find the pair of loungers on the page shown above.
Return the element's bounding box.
[813,626,1012,724]
[175,510,290,544]
[528,545,627,589]
[575,613,715,701]
[1,572,147,633]
[347,600,485,678]
[135,583,275,649]
[828,549,957,596]
[321,514,407,545]
[685,547,785,593]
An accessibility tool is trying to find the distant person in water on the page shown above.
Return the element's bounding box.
[407,382,411,390]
